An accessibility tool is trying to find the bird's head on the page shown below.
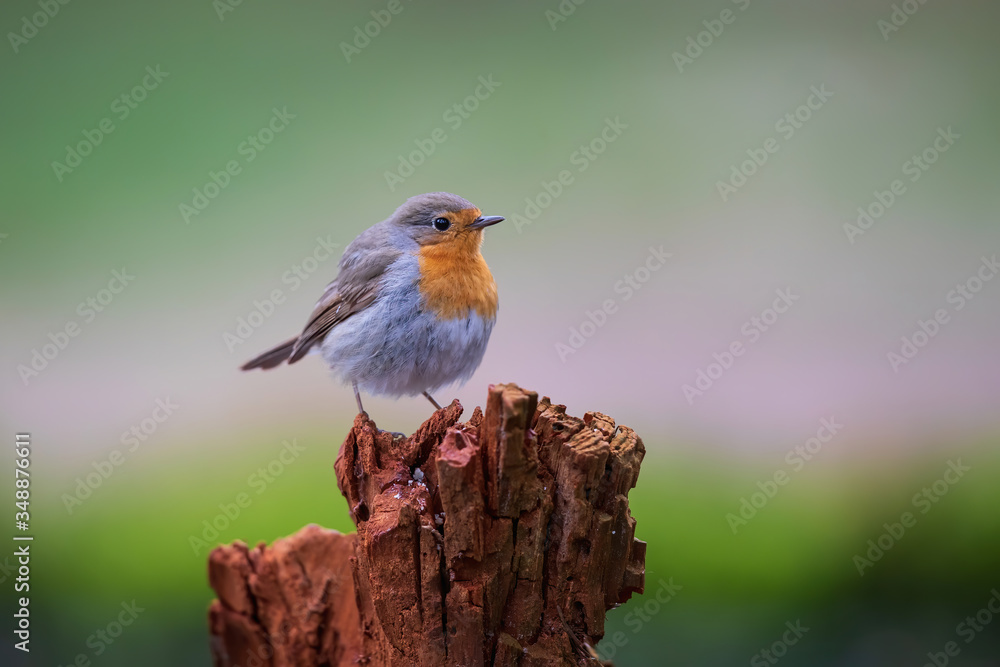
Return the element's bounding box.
[391,192,504,252]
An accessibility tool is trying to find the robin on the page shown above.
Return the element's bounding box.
[241,192,504,414]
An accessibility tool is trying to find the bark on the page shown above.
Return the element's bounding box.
[208,383,645,666]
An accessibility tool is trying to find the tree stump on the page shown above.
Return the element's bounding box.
[208,383,646,666]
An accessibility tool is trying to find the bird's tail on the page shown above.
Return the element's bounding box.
[240,337,299,371]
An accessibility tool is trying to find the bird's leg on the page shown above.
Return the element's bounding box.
[353,381,365,415]
[354,381,404,437]
[422,391,442,410]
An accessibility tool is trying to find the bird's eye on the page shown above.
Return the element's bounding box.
[433,217,451,231]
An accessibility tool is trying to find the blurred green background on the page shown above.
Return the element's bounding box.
[2,0,999,665]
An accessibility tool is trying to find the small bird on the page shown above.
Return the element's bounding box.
[241,192,504,415]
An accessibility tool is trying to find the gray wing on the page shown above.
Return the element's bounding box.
[287,222,402,363]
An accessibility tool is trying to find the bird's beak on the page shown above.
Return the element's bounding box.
[470,215,504,229]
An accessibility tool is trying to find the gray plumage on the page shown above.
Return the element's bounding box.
[241,192,501,407]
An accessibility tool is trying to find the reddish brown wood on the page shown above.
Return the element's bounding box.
[208,383,645,666]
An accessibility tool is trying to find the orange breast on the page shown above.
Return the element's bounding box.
[418,233,498,320]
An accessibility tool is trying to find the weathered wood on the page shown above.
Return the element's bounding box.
[208,383,646,666]
[207,524,362,666]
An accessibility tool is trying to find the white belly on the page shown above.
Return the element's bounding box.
[318,260,495,397]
